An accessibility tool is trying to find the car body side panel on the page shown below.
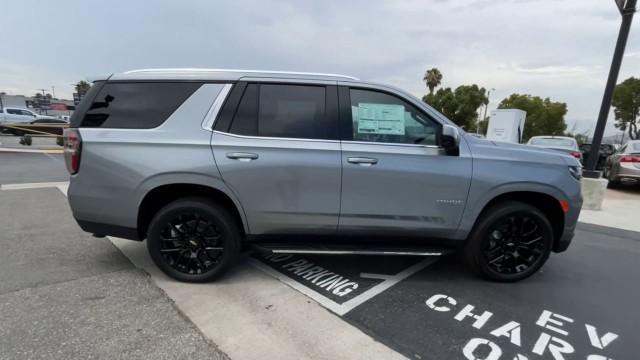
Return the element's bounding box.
[211,131,342,235]
[67,84,247,231]
[338,138,472,239]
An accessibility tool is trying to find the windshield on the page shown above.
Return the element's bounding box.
[529,137,575,148]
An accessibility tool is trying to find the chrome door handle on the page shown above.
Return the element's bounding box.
[347,157,378,166]
[226,152,259,161]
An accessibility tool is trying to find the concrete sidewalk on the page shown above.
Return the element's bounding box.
[579,186,640,232]
[0,188,228,360]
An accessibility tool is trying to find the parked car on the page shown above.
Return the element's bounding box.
[580,143,616,170]
[0,107,56,124]
[604,140,640,187]
[527,136,582,162]
[30,118,69,124]
[65,68,582,283]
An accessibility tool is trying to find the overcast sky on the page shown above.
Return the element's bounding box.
[1,0,638,136]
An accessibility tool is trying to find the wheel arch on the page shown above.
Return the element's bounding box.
[469,189,566,250]
[136,177,248,240]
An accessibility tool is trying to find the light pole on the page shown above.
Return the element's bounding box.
[478,88,495,134]
[584,0,637,178]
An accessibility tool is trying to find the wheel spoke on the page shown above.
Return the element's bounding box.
[158,210,228,275]
[483,211,547,275]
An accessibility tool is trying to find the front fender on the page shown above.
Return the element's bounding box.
[456,181,571,239]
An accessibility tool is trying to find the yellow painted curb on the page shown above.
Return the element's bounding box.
[45,150,64,154]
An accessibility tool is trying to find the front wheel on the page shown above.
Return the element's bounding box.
[147,197,241,283]
[464,201,553,282]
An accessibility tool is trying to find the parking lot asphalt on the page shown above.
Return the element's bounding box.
[0,188,228,360]
[2,152,639,360]
[0,152,69,184]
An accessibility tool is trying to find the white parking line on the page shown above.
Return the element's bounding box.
[0,181,69,191]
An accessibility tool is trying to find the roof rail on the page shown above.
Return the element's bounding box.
[123,68,359,80]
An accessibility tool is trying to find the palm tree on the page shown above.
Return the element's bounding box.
[423,68,443,95]
[75,81,91,96]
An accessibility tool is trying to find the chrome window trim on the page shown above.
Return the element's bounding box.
[342,140,442,149]
[213,131,441,149]
[213,130,340,144]
[201,83,233,131]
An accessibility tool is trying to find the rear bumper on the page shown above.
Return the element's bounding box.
[612,163,640,181]
[76,219,140,241]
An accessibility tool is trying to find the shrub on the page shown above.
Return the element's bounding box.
[20,135,33,146]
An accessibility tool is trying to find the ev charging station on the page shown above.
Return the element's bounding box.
[485,109,527,144]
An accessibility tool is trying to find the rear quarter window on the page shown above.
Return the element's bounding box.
[76,82,201,129]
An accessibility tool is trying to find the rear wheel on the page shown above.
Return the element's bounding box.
[464,201,553,282]
[147,197,240,282]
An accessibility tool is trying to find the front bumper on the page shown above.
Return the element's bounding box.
[553,192,582,253]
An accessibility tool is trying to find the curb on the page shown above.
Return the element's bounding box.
[0,147,64,154]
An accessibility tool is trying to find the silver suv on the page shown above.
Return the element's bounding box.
[65,69,582,282]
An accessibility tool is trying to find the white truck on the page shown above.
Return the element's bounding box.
[486,109,527,143]
[0,107,56,124]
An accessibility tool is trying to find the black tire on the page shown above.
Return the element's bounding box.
[605,168,619,189]
[464,201,553,282]
[147,197,241,283]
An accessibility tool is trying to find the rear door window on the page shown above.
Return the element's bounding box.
[77,82,201,128]
[227,83,334,140]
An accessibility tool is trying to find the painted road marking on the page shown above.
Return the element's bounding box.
[0,147,63,154]
[0,181,69,191]
[250,256,437,316]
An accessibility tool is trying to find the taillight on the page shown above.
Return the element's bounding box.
[620,155,640,163]
[63,128,82,174]
[570,151,582,159]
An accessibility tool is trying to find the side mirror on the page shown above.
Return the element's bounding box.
[441,124,460,156]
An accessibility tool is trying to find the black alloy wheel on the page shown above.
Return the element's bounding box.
[464,201,553,282]
[159,213,225,275]
[147,198,240,282]
[483,213,546,276]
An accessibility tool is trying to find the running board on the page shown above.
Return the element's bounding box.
[250,243,454,256]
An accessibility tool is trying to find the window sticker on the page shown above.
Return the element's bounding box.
[356,103,405,135]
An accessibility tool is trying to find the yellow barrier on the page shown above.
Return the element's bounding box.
[0,123,68,136]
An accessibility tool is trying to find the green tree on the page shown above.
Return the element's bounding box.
[497,94,567,142]
[611,77,640,140]
[75,81,91,96]
[423,84,487,130]
[423,68,443,95]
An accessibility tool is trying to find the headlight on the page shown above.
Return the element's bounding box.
[568,165,582,180]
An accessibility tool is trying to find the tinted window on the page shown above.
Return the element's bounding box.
[229,84,258,136]
[6,109,21,115]
[228,84,328,140]
[349,89,439,146]
[78,82,201,128]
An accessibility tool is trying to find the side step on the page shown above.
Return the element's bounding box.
[250,243,454,256]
